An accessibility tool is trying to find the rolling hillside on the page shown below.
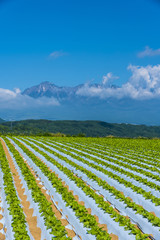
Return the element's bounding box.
[1,119,160,137]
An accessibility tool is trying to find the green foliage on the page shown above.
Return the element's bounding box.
[2,135,159,239]
[25,136,160,230]
[1,119,160,137]
[9,137,112,239]
[3,137,70,239]
[0,142,30,239]
[13,136,152,239]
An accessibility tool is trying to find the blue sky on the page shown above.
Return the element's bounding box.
[0,0,160,90]
[1,0,160,124]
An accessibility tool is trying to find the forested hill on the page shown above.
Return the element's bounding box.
[0,119,160,138]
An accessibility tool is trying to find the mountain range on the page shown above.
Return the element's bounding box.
[22,81,117,101]
[0,81,160,125]
[22,81,83,100]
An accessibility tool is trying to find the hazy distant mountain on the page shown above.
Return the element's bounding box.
[22,81,117,101]
[0,81,159,125]
[22,81,84,100]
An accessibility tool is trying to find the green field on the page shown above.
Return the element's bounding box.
[0,137,160,239]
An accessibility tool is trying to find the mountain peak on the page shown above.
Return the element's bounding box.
[22,81,119,100]
[22,82,80,99]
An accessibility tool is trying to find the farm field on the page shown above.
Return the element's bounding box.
[0,137,160,239]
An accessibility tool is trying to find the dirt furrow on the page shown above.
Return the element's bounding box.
[0,139,41,240]
[18,140,118,240]
[9,139,77,239]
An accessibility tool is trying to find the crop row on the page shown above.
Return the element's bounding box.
[14,136,160,239]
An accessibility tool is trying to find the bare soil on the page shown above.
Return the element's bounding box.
[1,139,41,240]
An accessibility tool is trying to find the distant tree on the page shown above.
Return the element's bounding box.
[66,134,71,137]
[77,133,86,137]
[43,132,53,136]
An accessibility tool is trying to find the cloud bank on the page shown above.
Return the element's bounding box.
[0,88,59,109]
[102,72,119,85]
[76,64,160,100]
[1,64,160,111]
[138,46,160,58]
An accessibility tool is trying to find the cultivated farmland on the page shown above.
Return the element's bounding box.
[0,137,160,240]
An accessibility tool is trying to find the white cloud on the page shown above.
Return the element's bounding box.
[0,88,60,109]
[49,50,67,59]
[138,46,160,58]
[76,64,160,100]
[1,64,160,109]
[102,72,119,85]
[128,64,160,90]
